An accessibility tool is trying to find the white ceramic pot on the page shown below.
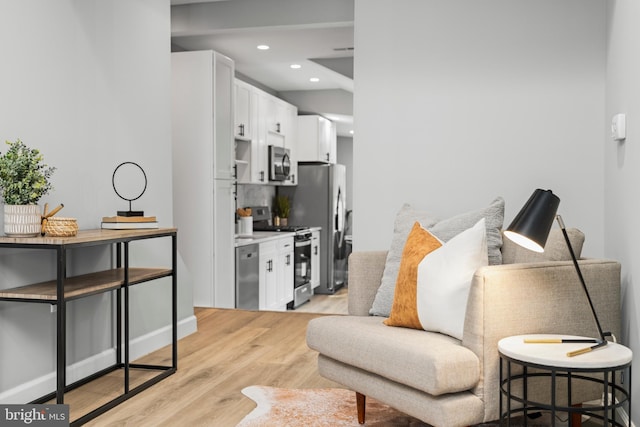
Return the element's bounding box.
[4,204,41,237]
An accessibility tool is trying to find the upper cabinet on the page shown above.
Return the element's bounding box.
[235,79,261,183]
[297,115,337,164]
[234,80,254,140]
[235,78,298,185]
[213,54,236,180]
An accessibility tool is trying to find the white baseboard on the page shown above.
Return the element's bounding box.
[0,314,197,404]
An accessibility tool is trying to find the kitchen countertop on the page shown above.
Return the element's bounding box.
[234,231,295,247]
[234,227,321,247]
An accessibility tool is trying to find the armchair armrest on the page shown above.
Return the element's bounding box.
[347,251,388,316]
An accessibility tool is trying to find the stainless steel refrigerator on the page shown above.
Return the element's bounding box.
[280,163,347,294]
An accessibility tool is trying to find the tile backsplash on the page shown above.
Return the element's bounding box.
[237,184,275,211]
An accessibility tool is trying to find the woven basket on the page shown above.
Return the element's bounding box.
[44,217,78,237]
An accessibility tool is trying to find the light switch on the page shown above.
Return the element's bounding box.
[611,113,626,141]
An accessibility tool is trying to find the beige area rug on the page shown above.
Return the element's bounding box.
[236,386,567,426]
[236,386,428,426]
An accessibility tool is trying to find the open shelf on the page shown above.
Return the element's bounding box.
[0,267,173,302]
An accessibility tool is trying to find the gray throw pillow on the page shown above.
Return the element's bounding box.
[370,197,505,317]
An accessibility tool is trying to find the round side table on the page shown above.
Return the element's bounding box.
[498,334,632,427]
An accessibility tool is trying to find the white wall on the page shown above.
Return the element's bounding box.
[0,0,194,403]
[337,136,353,214]
[353,0,606,258]
[605,1,640,423]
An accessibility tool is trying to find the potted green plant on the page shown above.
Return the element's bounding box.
[275,195,290,226]
[0,139,56,237]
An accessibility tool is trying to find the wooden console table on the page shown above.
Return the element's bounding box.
[0,228,178,426]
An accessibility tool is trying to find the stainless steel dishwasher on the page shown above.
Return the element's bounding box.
[235,244,259,310]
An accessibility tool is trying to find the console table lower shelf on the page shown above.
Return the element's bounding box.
[499,334,632,427]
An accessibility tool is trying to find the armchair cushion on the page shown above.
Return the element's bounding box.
[307,316,481,396]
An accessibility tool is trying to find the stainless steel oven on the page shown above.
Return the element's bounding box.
[289,230,312,309]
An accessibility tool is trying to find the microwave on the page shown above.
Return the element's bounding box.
[268,145,291,181]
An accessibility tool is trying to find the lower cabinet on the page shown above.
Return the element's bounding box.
[259,236,294,311]
[277,238,294,306]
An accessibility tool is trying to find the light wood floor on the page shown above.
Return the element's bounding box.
[75,291,348,426]
[295,286,348,314]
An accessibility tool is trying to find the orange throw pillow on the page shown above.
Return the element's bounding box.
[384,222,442,329]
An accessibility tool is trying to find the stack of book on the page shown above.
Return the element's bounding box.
[101,216,158,229]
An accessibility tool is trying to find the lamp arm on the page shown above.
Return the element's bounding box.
[556,215,608,342]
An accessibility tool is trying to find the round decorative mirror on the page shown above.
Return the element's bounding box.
[112,162,147,216]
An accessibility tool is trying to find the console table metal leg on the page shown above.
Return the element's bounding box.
[116,243,122,366]
[124,241,130,394]
[172,234,178,369]
[56,247,66,404]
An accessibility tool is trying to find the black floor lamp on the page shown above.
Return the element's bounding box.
[504,189,612,357]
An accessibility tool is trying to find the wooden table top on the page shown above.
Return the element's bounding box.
[0,228,177,247]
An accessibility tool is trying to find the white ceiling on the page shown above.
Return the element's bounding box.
[170,0,355,135]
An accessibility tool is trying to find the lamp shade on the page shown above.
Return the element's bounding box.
[504,189,560,253]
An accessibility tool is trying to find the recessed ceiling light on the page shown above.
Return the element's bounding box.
[309,77,320,82]
[349,130,354,135]
[290,64,302,69]
[257,45,270,50]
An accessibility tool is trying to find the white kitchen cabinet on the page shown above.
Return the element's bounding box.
[255,90,298,185]
[259,240,277,310]
[297,115,337,164]
[235,79,262,184]
[266,96,290,136]
[282,103,298,186]
[258,236,294,311]
[234,79,253,140]
[213,179,236,307]
[276,237,294,306]
[214,54,236,180]
[171,50,236,308]
[233,79,298,185]
[255,91,271,183]
[311,230,320,289]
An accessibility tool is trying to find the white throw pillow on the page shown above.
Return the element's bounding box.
[416,218,488,340]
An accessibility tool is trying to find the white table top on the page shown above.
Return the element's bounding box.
[499,334,633,369]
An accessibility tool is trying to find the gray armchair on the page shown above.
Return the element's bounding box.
[306,230,621,426]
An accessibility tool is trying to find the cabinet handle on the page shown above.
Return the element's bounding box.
[233,164,238,179]
[314,245,318,255]
[276,122,281,133]
[239,123,245,136]
[326,153,330,161]
[260,171,265,182]
[267,259,273,272]
[291,174,295,184]
[286,254,291,265]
